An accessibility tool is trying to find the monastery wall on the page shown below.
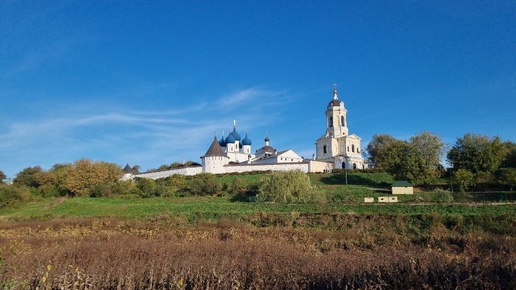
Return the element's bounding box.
[223,162,309,173]
[135,166,202,179]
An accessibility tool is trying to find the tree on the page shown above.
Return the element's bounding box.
[258,170,325,203]
[67,159,123,197]
[376,140,422,183]
[497,168,516,191]
[366,132,446,184]
[132,165,141,174]
[502,141,516,168]
[410,131,447,183]
[33,163,71,196]
[365,134,397,167]
[447,133,507,174]
[0,171,6,184]
[450,169,474,193]
[13,166,43,187]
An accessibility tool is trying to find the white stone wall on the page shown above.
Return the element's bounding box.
[223,162,309,173]
[134,166,203,180]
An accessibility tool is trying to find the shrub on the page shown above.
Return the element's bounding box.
[189,173,222,196]
[232,177,246,196]
[136,178,157,196]
[432,188,454,203]
[0,184,32,206]
[258,170,325,203]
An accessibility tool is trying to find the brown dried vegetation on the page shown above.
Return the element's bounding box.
[0,216,514,289]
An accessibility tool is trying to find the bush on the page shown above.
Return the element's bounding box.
[432,188,454,203]
[0,184,32,206]
[258,170,326,203]
[136,178,157,196]
[189,173,222,196]
[232,177,246,196]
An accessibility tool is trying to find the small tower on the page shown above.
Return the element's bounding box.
[201,135,229,173]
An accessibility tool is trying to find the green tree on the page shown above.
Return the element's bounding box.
[502,141,516,168]
[447,133,507,174]
[66,159,123,197]
[258,170,325,203]
[13,166,43,187]
[450,169,474,193]
[410,131,447,183]
[376,140,421,183]
[365,134,397,167]
[189,173,222,196]
[474,171,494,192]
[497,168,516,191]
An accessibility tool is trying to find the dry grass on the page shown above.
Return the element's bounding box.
[0,217,514,289]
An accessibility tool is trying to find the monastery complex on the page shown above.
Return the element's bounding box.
[123,87,367,180]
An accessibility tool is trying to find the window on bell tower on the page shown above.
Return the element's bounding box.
[329,116,333,127]
[341,116,345,127]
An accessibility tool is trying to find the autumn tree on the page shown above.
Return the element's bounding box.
[66,159,123,197]
[33,163,71,196]
[131,165,141,174]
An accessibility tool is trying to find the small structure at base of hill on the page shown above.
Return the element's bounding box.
[391,181,413,195]
[378,196,398,203]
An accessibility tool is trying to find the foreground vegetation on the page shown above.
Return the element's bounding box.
[1,215,514,289]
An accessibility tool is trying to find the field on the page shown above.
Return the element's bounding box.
[1,172,515,288]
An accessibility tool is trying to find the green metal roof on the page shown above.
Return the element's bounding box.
[392,181,413,187]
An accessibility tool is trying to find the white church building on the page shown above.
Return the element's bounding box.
[123,86,367,180]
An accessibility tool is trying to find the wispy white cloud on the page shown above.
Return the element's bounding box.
[0,86,290,177]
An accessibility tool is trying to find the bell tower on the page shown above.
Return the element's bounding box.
[325,84,348,137]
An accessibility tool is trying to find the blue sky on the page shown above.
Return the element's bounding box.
[1,1,515,178]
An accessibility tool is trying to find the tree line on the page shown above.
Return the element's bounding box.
[366,132,516,190]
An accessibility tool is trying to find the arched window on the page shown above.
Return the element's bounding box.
[329,116,333,127]
[352,144,355,152]
[342,162,346,169]
[341,116,344,127]
[323,145,327,154]
[353,163,357,169]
